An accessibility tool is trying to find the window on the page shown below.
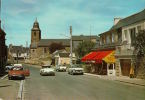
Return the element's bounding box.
[124,30,128,40]
[112,33,115,43]
[130,28,136,45]
[34,32,36,36]
[44,48,47,53]
[137,26,141,32]
[106,35,110,44]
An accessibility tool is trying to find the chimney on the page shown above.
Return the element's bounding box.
[114,18,121,25]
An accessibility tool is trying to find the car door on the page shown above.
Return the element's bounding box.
[24,69,30,76]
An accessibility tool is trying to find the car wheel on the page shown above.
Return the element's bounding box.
[8,76,11,80]
[71,71,74,75]
[22,76,25,80]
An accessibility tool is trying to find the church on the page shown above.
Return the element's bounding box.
[30,19,99,59]
[30,19,70,59]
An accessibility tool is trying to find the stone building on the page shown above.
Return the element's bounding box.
[82,8,145,77]
[30,19,99,59]
[0,28,7,75]
[8,44,29,60]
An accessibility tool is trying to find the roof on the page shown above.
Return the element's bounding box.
[111,9,145,30]
[59,53,70,57]
[9,46,29,53]
[38,39,70,47]
[0,28,6,35]
[72,35,99,41]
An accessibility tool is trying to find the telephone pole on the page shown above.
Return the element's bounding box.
[0,0,2,28]
[70,26,73,67]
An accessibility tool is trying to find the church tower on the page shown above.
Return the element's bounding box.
[31,18,41,48]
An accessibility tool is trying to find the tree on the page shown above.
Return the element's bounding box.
[134,30,145,79]
[49,42,65,54]
[76,41,96,58]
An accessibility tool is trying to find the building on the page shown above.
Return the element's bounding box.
[8,44,29,60]
[53,51,76,66]
[0,28,7,75]
[30,19,99,59]
[82,8,145,77]
[114,9,145,77]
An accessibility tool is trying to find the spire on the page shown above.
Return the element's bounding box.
[32,18,40,30]
[35,17,38,23]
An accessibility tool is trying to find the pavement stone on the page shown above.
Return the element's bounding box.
[0,78,20,100]
[85,73,145,86]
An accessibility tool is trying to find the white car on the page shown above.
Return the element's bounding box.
[40,65,55,76]
[56,65,67,72]
[68,65,84,75]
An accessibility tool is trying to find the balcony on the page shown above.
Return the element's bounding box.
[115,43,135,57]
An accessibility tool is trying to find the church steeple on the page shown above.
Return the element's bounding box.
[31,18,41,47]
[32,18,40,30]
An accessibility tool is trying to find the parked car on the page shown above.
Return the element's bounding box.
[40,65,55,76]
[55,65,67,72]
[5,65,14,73]
[8,64,30,80]
[68,64,84,75]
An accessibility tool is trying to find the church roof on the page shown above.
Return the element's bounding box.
[38,39,70,47]
[72,35,99,41]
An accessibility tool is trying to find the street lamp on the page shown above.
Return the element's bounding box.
[60,26,73,67]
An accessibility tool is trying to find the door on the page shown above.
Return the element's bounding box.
[120,59,131,76]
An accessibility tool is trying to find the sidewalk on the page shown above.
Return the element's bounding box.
[85,73,145,87]
[0,77,20,100]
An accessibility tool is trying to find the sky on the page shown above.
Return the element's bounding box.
[1,0,145,46]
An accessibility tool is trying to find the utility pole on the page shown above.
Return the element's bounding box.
[0,0,2,28]
[70,26,73,67]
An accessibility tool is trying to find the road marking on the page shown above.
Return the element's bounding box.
[0,74,8,80]
[17,80,24,100]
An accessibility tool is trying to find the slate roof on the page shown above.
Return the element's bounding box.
[38,39,70,47]
[111,9,145,30]
[0,28,6,35]
[9,46,29,53]
[72,35,99,41]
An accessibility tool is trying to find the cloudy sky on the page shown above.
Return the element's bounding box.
[1,0,145,46]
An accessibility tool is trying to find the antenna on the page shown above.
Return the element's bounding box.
[90,25,92,42]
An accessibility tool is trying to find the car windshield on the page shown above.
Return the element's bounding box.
[12,67,23,70]
[42,65,51,68]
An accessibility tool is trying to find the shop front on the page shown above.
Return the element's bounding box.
[81,50,116,76]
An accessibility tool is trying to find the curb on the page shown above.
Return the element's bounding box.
[17,80,24,100]
[115,80,145,87]
[0,74,8,80]
[85,73,145,87]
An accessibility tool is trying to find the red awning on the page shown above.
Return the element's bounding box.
[81,52,98,62]
[92,50,113,63]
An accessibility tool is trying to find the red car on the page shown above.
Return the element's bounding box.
[8,65,30,80]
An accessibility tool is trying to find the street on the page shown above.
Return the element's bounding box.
[23,64,145,100]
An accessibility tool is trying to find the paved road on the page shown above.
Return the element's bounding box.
[24,64,145,100]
